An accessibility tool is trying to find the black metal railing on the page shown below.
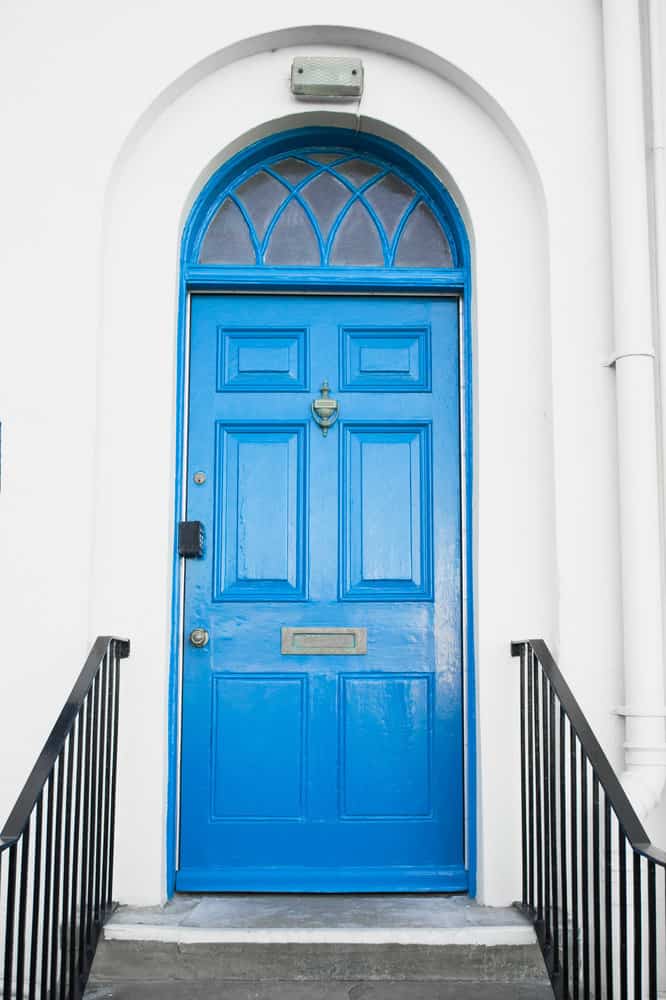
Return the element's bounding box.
[0,636,129,1000]
[513,639,666,999]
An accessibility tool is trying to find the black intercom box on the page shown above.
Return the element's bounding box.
[178,521,205,558]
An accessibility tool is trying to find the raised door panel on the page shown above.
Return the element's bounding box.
[217,327,309,391]
[340,423,433,601]
[213,423,308,601]
[340,326,431,391]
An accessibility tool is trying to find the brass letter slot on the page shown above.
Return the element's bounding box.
[281,627,367,655]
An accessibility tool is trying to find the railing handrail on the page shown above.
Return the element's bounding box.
[0,636,130,850]
[512,638,666,868]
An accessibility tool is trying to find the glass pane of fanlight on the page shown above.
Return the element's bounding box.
[364,173,415,243]
[235,170,288,242]
[271,157,316,186]
[335,158,383,189]
[264,200,321,265]
[199,198,255,264]
[329,201,384,266]
[394,201,453,267]
[301,172,350,239]
[308,152,346,164]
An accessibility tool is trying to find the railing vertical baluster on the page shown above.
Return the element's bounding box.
[581,752,590,1000]
[15,820,30,999]
[619,828,628,1000]
[534,652,544,927]
[28,793,43,1000]
[592,773,601,998]
[69,714,84,1000]
[647,860,656,1000]
[3,843,17,1000]
[87,674,101,955]
[78,693,93,981]
[520,644,528,908]
[59,729,76,1000]
[560,705,569,996]
[40,775,54,998]
[570,724,579,1000]
[633,851,642,1000]
[0,853,4,999]
[604,794,613,1000]
[543,671,552,951]
[50,750,65,999]
[549,683,560,980]
[527,646,535,913]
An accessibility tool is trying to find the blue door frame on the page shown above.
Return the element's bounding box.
[166,127,476,897]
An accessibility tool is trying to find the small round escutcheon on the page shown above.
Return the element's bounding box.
[189,627,209,648]
[193,471,206,485]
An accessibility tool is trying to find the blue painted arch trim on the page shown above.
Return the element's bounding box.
[168,126,476,899]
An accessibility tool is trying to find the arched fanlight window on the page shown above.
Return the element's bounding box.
[197,149,456,268]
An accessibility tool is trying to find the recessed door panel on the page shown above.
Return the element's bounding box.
[211,674,306,819]
[179,294,464,892]
[340,674,432,818]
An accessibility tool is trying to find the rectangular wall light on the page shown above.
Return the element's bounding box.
[290,57,364,100]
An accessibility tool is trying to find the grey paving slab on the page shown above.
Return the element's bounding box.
[109,894,528,931]
[85,980,554,999]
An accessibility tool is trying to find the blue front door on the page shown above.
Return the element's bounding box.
[177,294,465,892]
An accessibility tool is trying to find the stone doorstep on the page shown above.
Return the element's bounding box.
[88,895,549,986]
[101,893,537,947]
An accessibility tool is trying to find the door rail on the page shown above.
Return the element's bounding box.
[1,636,130,999]
[512,639,666,999]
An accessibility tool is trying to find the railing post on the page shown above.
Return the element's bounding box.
[534,653,544,931]
[519,643,528,908]
[528,648,536,913]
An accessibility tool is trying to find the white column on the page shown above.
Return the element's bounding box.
[602,0,666,818]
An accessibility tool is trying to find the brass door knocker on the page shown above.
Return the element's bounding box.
[311,380,339,437]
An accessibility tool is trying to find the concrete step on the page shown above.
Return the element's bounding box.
[87,894,549,989]
[85,981,554,999]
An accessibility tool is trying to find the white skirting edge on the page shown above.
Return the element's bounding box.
[104,923,537,947]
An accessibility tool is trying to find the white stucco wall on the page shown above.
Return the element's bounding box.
[0,0,655,907]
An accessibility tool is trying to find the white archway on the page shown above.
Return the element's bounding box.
[92,35,557,907]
